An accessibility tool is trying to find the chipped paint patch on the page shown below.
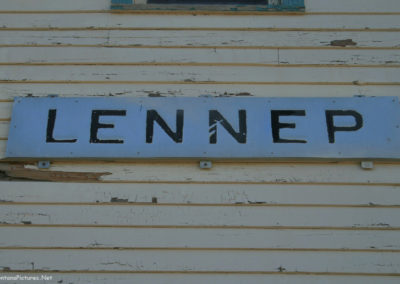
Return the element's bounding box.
[330,39,357,47]
[0,164,111,182]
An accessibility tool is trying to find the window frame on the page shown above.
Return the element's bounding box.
[110,0,305,12]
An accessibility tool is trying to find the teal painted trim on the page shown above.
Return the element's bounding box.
[111,0,133,10]
[282,0,305,8]
[111,0,133,4]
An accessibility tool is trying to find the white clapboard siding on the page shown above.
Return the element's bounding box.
[1,31,399,48]
[1,14,400,30]
[0,103,11,120]
[11,162,400,184]
[306,0,400,13]
[0,0,399,282]
[1,274,399,284]
[2,227,400,250]
[0,141,5,157]
[0,121,9,139]
[6,47,282,64]
[1,204,399,227]
[0,0,399,13]
[1,182,400,205]
[1,249,400,273]
[2,47,399,66]
[1,84,399,100]
[2,66,399,83]
[0,0,110,11]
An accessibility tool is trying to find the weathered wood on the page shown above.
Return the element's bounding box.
[1,182,399,205]
[0,121,9,139]
[94,162,400,184]
[0,162,398,184]
[1,30,399,48]
[0,103,11,120]
[0,0,399,281]
[0,84,399,100]
[1,14,400,30]
[1,227,400,250]
[2,47,399,66]
[1,66,399,83]
[1,249,400,273]
[0,164,110,182]
[0,0,110,11]
[1,274,398,284]
[280,49,400,65]
[0,0,399,13]
[0,141,5,158]
[1,204,399,227]
[307,0,400,13]
[9,47,280,64]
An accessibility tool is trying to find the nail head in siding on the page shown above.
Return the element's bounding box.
[37,161,50,169]
[200,161,212,169]
[361,161,374,170]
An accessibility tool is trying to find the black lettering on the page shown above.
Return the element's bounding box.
[90,110,126,144]
[325,110,363,143]
[271,110,307,143]
[46,109,77,143]
[146,110,184,143]
[209,110,246,144]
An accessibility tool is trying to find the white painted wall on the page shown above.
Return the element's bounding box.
[0,0,399,283]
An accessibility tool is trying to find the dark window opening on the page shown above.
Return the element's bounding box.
[111,0,305,12]
[148,0,268,4]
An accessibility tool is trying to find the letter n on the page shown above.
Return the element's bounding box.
[209,110,246,144]
[146,110,184,143]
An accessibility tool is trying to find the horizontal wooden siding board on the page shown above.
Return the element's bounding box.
[0,0,110,11]
[1,66,399,83]
[1,274,399,284]
[306,0,400,13]
[1,182,400,205]
[1,204,399,227]
[1,31,399,48]
[0,0,398,13]
[0,84,399,100]
[0,162,396,184]
[2,47,399,66]
[1,249,400,273]
[1,15,400,29]
[1,227,400,250]
[0,121,9,139]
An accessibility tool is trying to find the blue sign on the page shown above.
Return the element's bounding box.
[6,96,400,159]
